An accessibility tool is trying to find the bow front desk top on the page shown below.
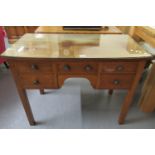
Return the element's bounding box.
[2,34,151,59]
[1,34,152,126]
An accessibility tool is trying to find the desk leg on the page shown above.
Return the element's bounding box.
[108,89,113,95]
[4,62,9,69]
[118,61,146,124]
[118,89,135,124]
[18,88,35,125]
[40,89,45,94]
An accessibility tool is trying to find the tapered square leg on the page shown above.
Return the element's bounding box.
[108,89,113,95]
[118,90,133,124]
[40,89,45,94]
[18,88,35,125]
[118,61,146,124]
[4,62,9,69]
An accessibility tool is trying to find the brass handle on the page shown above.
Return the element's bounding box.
[63,64,71,71]
[84,65,93,71]
[116,65,124,71]
[113,80,120,85]
[31,64,38,70]
[33,80,40,85]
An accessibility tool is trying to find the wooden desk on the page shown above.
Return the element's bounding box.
[35,26,122,34]
[1,33,151,125]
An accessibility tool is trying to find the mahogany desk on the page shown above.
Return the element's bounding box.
[35,26,122,34]
[1,33,151,125]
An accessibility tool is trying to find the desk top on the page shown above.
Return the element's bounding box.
[1,33,151,59]
[35,26,122,34]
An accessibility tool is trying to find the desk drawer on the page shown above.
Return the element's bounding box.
[19,74,57,88]
[100,62,138,73]
[99,74,135,89]
[15,61,54,74]
[58,62,98,75]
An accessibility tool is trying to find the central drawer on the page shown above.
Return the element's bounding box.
[19,74,57,88]
[57,62,98,75]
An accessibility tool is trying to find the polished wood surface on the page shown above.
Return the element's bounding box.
[2,34,150,59]
[35,26,122,34]
[1,34,152,125]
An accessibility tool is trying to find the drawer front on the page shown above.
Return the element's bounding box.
[19,74,57,88]
[99,74,135,89]
[15,61,54,74]
[100,62,138,73]
[58,62,98,75]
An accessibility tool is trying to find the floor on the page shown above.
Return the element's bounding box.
[0,64,155,129]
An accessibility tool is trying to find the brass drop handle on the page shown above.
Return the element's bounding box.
[113,80,120,85]
[116,65,124,71]
[31,64,38,70]
[63,64,71,71]
[84,65,93,71]
[33,80,40,85]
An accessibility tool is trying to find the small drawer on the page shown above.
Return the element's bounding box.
[99,74,135,89]
[58,62,98,75]
[15,61,54,74]
[100,62,138,73]
[19,74,57,88]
